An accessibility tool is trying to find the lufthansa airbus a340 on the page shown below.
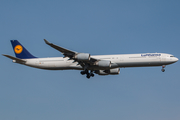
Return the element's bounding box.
[3,40,178,78]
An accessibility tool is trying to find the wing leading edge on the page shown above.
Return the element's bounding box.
[44,39,97,64]
[44,39,77,58]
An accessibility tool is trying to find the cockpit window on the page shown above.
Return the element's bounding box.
[170,56,174,57]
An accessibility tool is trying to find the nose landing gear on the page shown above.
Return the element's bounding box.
[161,65,165,72]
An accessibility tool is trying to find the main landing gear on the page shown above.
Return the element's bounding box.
[161,65,165,72]
[81,70,94,79]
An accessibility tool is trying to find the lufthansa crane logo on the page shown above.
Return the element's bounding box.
[14,45,23,54]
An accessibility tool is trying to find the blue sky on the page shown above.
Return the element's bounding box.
[0,0,180,120]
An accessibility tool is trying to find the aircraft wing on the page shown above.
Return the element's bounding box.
[44,39,78,58]
[2,54,26,63]
[44,39,98,64]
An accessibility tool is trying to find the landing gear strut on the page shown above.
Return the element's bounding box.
[80,70,94,79]
[161,65,165,72]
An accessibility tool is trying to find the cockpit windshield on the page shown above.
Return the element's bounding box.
[170,56,175,57]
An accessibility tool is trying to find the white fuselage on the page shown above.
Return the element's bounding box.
[19,53,178,70]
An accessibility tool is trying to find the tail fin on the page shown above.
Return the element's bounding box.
[11,40,37,59]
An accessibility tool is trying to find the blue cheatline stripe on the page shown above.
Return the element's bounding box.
[11,40,37,59]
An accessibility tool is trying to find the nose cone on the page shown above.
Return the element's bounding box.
[174,57,179,62]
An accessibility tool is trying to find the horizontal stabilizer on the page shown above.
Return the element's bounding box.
[2,54,26,63]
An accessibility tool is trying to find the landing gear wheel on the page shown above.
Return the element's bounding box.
[161,65,166,72]
[86,74,91,79]
[161,68,165,72]
[91,73,94,77]
[82,68,94,79]
[80,71,86,75]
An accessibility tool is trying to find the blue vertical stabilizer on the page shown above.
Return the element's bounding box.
[11,40,37,59]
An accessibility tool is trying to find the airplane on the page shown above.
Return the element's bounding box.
[3,40,179,79]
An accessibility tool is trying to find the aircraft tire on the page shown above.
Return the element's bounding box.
[86,75,90,79]
[81,71,86,75]
[91,73,94,77]
[161,68,165,72]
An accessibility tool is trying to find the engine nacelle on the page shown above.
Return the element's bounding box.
[95,68,120,76]
[95,70,109,75]
[75,53,90,61]
[96,60,111,68]
[105,68,120,75]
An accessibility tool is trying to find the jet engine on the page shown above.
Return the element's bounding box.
[95,70,109,75]
[74,53,90,61]
[95,68,120,75]
[104,68,120,75]
[95,60,111,68]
